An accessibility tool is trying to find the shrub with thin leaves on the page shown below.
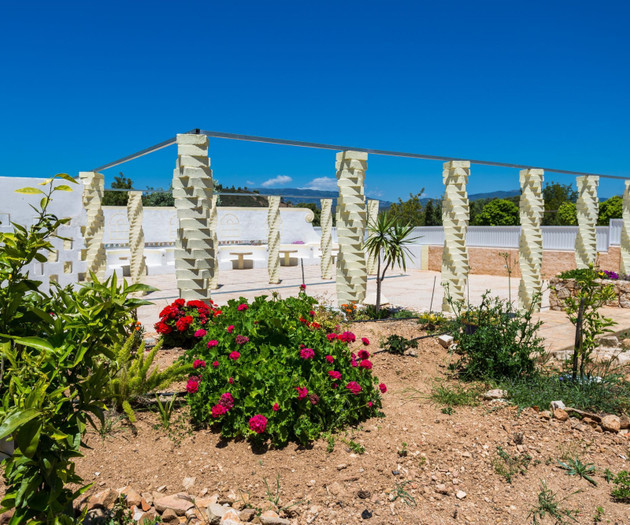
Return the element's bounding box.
[105,335,190,422]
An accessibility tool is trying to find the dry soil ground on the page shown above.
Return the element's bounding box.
[66,319,630,524]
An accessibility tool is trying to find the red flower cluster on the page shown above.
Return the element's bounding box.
[358,349,370,360]
[155,298,220,336]
[338,331,356,343]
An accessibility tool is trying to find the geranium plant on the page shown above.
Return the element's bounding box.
[155,298,222,348]
[175,288,385,446]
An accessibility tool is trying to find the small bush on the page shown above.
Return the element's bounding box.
[502,373,630,415]
[611,471,630,502]
[417,312,451,333]
[449,293,544,381]
[492,446,531,483]
[180,290,386,446]
[430,383,480,407]
[381,334,418,355]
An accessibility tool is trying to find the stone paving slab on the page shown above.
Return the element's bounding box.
[137,268,630,354]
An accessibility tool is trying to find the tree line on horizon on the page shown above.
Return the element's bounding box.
[102,175,623,229]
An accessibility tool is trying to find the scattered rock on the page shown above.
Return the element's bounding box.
[140,496,152,512]
[405,349,418,357]
[327,482,345,497]
[483,389,508,400]
[435,484,448,495]
[239,508,257,522]
[438,334,454,348]
[119,486,141,508]
[138,509,159,523]
[550,400,566,411]
[259,509,290,525]
[161,508,179,523]
[182,476,196,491]
[156,485,168,493]
[154,494,194,515]
[620,415,630,429]
[84,507,108,525]
[553,408,569,422]
[141,492,154,507]
[361,509,373,520]
[540,410,552,420]
[221,508,243,524]
[336,463,348,471]
[622,338,630,349]
[357,489,371,499]
[207,503,230,524]
[602,415,621,433]
[456,490,467,500]
[88,488,118,509]
[597,335,619,348]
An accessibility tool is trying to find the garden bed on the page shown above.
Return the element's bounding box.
[550,276,630,310]
[24,319,630,525]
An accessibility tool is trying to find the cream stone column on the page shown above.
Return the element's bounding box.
[79,171,107,281]
[209,194,219,290]
[575,175,599,269]
[267,196,281,284]
[335,151,368,306]
[127,191,146,285]
[518,169,544,311]
[172,133,215,300]
[441,161,470,311]
[621,181,630,274]
[366,199,380,275]
[320,198,334,280]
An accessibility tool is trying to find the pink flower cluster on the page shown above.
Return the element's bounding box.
[235,335,249,345]
[300,347,315,359]
[296,386,308,400]
[186,376,200,394]
[237,303,249,311]
[249,414,267,434]
[211,392,235,418]
[229,351,240,361]
[194,329,207,338]
[328,370,341,380]
[207,339,218,348]
[193,359,206,369]
[346,381,362,395]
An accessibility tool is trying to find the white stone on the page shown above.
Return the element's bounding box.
[437,334,454,348]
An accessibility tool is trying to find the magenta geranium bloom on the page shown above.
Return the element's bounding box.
[328,370,341,380]
[194,329,207,338]
[300,347,315,359]
[379,383,387,393]
[229,351,240,361]
[193,359,206,369]
[207,339,218,348]
[346,381,362,395]
[359,359,373,370]
[325,355,334,364]
[296,386,308,400]
[237,303,249,311]
[186,378,199,394]
[249,414,267,434]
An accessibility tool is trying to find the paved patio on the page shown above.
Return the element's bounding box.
[137,267,630,354]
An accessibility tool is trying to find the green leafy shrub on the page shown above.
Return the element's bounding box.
[449,293,544,381]
[0,175,153,522]
[381,334,418,355]
[417,312,450,333]
[181,290,386,446]
[611,470,630,502]
[105,335,190,422]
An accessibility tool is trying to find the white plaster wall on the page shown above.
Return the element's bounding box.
[0,176,87,289]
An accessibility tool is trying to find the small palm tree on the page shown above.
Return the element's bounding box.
[364,212,418,311]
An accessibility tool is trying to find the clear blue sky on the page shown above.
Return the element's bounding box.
[1,0,629,201]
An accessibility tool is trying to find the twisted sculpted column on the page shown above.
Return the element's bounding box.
[575,175,599,269]
[335,151,368,306]
[209,194,219,290]
[127,191,146,284]
[320,198,333,280]
[621,181,630,274]
[518,169,544,311]
[441,161,470,311]
[366,199,380,275]
[79,171,107,281]
[267,196,281,284]
[172,133,215,300]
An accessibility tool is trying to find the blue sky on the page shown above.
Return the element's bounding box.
[1,1,629,201]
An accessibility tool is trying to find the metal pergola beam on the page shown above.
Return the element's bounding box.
[92,128,630,180]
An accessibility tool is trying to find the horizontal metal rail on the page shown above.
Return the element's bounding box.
[92,128,629,180]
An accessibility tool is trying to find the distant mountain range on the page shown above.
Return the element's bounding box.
[254,187,522,208]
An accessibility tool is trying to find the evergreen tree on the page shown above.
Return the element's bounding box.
[102,173,133,206]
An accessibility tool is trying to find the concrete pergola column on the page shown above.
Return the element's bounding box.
[366,199,380,275]
[267,196,281,284]
[621,181,630,274]
[335,150,368,306]
[517,169,544,311]
[441,161,470,311]
[320,198,334,280]
[575,175,599,269]
[172,133,215,300]
[78,171,107,281]
[209,194,219,290]
[127,190,146,285]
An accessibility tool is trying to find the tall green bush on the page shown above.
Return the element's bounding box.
[448,293,544,381]
[0,175,153,523]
